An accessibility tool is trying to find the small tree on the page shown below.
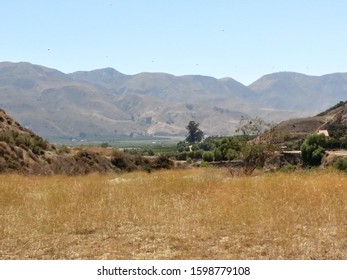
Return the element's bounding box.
[240,143,270,175]
[185,121,204,143]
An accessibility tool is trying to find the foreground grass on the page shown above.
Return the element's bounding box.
[0,168,346,259]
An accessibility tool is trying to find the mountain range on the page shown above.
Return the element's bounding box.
[1,61,346,139]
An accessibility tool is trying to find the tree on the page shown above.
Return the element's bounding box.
[240,143,273,175]
[236,116,273,140]
[185,121,204,143]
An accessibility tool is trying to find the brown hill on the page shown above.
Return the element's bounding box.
[264,101,347,142]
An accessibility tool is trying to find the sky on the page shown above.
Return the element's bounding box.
[1,0,347,85]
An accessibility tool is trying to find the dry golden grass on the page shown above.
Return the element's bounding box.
[0,168,346,259]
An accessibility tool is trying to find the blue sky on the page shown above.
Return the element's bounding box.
[1,0,347,85]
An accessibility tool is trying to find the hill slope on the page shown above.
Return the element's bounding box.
[265,101,347,142]
[0,108,116,174]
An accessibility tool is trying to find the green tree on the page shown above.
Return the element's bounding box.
[185,121,204,143]
[300,134,326,166]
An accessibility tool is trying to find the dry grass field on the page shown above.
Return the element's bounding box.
[0,168,346,260]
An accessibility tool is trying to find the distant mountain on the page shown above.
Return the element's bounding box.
[70,67,131,88]
[249,72,347,112]
[1,62,346,139]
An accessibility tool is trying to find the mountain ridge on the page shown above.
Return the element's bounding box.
[1,61,346,139]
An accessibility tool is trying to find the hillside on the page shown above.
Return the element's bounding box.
[264,101,347,142]
[0,108,177,174]
[1,62,347,139]
[0,108,118,174]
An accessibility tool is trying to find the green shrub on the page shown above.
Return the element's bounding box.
[192,150,203,159]
[143,163,152,173]
[176,152,187,160]
[300,134,326,166]
[280,164,297,172]
[333,157,347,171]
[0,132,13,144]
[226,148,237,160]
[202,151,214,162]
[213,148,224,161]
[200,161,211,167]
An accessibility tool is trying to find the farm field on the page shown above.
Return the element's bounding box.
[0,168,346,260]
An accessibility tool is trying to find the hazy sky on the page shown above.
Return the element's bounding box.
[1,0,346,85]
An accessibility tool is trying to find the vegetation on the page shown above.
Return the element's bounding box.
[235,116,273,140]
[175,117,279,174]
[111,149,174,172]
[316,100,347,116]
[0,130,50,155]
[332,157,347,172]
[300,134,326,166]
[326,124,347,149]
[1,169,345,260]
[185,121,204,143]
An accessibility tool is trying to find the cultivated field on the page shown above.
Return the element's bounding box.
[0,168,346,259]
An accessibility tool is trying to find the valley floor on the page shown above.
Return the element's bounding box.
[0,169,346,260]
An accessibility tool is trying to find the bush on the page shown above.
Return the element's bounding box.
[176,152,187,161]
[200,161,211,167]
[226,148,237,160]
[143,163,152,173]
[0,132,13,144]
[192,150,203,159]
[301,134,326,166]
[111,150,137,171]
[333,157,347,171]
[152,156,174,169]
[59,145,71,154]
[100,142,109,148]
[213,148,224,161]
[202,151,214,162]
[280,164,297,172]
